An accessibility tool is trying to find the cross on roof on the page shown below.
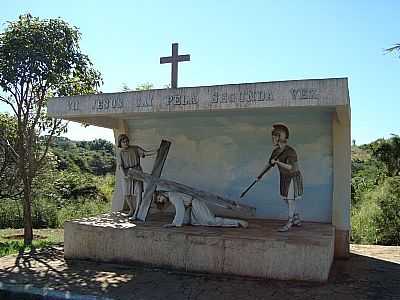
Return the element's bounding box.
[160,43,190,89]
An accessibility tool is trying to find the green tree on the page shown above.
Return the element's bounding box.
[370,135,400,177]
[0,14,102,244]
[87,139,115,154]
[121,83,131,92]
[374,176,400,245]
[121,82,154,92]
[0,113,22,201]
[135,82,154,91]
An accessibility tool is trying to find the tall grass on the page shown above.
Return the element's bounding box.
[0,199,24,229]
[94,174,115,201]
[0,228,63,257]
[351,190,380,244]
[57,199,111,226]
[351,176,400,245]
[0,175,114,229]
[0,197,111,229]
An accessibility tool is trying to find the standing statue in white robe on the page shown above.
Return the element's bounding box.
[155,191,248,228]
[117,134,158,220]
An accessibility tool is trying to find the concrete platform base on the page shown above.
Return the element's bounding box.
[64,212,334,282]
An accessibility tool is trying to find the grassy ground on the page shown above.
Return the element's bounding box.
[0,228,64,258]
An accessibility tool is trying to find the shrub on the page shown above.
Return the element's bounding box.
[351,189,380,244]
[0,199,24,228]
[351,156,386,206]
[32,198,58,228]
[374,176,400,245]
[0,171,113,229]
[56,199,111,226]
[35,171,107,207]
[94,175,115,201]
[352,176,400,245]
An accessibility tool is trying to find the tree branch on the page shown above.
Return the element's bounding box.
[0,137,19,160]
[0,190,23,200]
[0,152,9,175]
[37,118,64,168]
[12,82,22,105]
[0,95,18,115]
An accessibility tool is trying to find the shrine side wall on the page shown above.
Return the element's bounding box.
[122,108,333,223]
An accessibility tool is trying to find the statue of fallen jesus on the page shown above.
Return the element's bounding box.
[154,191,249,228]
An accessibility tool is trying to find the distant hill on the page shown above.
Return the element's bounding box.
[49,137,116,176]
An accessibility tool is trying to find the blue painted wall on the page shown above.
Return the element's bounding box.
[129,108,333,223]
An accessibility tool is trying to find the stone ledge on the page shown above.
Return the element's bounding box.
[48,78,350,120]
[64,212,334,282]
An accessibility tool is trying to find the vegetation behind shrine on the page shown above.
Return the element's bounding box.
[0,128,399,246]
[351,135,400,246]
[0,135,115,229]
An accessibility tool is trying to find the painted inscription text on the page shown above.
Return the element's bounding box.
[210,90,273,104]
[166,95,199,106]
[290,88,320,100]
[64,86,323,113]
[136,96,153,107]
[92,96,124,111]
[67,100,79,111]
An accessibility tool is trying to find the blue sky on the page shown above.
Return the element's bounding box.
[1,0,399,144]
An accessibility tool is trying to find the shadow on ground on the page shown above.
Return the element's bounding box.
[0,245,399,300]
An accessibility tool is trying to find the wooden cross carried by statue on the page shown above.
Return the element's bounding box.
[135,139,256,222]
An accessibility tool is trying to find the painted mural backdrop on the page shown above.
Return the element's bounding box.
[128,108,333,223]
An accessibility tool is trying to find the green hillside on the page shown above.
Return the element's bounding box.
[0,136,116,229]
[50,137,116,175]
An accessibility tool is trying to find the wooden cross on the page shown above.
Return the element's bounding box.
[160,43,190,89]
[136,140,171,221]
[130,169,256,217]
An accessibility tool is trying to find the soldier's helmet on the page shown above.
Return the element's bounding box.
[272,123,290,140]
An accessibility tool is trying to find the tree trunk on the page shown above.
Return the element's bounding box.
[22,176,33,245]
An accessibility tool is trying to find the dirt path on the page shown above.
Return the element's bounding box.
[350,244,400,263]
[0,244,399,300]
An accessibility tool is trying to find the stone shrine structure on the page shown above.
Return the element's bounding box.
[47,77,351,281]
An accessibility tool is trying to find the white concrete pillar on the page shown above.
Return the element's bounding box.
[332,107,351,258]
